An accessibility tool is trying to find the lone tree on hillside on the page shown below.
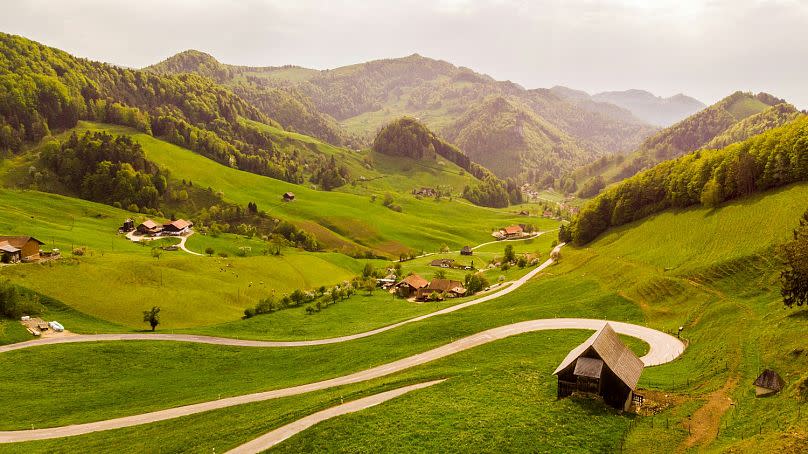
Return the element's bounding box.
[504,244,516,263]
[143,306,161,331]
[781,209,808,308]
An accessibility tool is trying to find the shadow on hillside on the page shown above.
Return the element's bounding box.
[786,308,808,320]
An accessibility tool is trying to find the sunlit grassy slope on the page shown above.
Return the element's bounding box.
[71,122,548,256]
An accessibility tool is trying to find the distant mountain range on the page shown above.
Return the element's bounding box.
[551,87,706,127]
[147,51,659,183]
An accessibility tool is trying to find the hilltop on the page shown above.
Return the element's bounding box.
[576,91,798,188]
[148,51,658,184]
[592,89,705,126]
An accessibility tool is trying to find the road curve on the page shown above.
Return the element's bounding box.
[0,318,683,443]
[225,380,446,454]
[0,244,566,354]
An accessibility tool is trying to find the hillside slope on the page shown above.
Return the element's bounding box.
[146,50,350,146]
[578,91,796,186]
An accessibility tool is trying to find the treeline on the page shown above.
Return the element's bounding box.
[40,131,167,210]
[565,115,808,245]
[146,50,353,147]
[463,177,523,208]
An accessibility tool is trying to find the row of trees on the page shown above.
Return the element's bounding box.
[566,116,808,245]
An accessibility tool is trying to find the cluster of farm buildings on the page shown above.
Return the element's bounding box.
[491,224,530,240]
[121,218,194,236]
[392,274,467,301]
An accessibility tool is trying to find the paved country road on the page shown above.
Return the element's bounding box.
[0,244,567,353]
[0,318,684,443]
[224,380,446,454]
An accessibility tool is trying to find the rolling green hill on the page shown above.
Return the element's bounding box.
[576,91,797,188]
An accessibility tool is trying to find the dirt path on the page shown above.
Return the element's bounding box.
[0,318,684,443]
[678,377,738,452]
[0,244,567,353]
[225,380,445,454]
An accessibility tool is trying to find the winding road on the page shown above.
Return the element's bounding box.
[0,242,686,449]
[0,244,566,353]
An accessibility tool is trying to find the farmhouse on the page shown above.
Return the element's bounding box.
[412,187,437,197]
[553,323,644,411]
[460,246,473,256]
[753,369,784,397]
[283,192,295,201]
[503,225,524,238]
[394,274,429,297]
[137,220,162,235]
[121,218,135,232]
[430,258,455,268]
[416,279,466,300]
[163,219,193,235]
[0,236,44,263]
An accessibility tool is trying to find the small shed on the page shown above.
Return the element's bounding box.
[553,323,644,411]
[283,192,295,202]
[753,369,784,397]
[460,246,473,256]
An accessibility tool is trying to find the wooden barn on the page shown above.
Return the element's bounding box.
[0,236,44,263]
[460,246,473,256]
[283,192,295,202]
[753,369,784,397]
[553,323,644,411]
[137,220,162,235]
[394,274,429,297]
[163,219,193,235]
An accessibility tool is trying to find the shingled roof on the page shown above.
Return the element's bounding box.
[553,323,644,390]
[0,236,44,248]
[396,274,429,289]
[753,369,785,392]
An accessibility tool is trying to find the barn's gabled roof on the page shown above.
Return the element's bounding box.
[553,323,644,390]
[753,369,784,391]
[574,357,604,379]
[139,220,159,229]
[0,236,44,247]
[397,274,429,289]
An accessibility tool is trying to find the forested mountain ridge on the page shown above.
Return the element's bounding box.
[562,114,808,245]
[148,51,659,184]
[576,91,796,188]
[441,96,590,182]
[0,33,372,189]
[146,50,351,146]
[372,117,522,207]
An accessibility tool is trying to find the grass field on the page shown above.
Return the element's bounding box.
[68,122,549,256]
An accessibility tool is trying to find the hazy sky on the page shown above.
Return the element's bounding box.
[2,0,807,108]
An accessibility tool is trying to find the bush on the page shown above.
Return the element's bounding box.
[218,252,229,258]
[72,247,86,256]
[205,247,215,256]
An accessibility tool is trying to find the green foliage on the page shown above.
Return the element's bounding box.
[142,306,161,331]
[570,116,808,244]
[40,131,166,209]
[780,209,808,308]
[0,280,43,319]
[579,92,794,185]
[503,244,516,263]
[577,175,605,198]
[464,272,489,295]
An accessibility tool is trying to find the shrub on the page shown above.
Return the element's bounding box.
[205,247,214,256]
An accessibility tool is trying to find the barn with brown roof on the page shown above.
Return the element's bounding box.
[0,236,44,263]
[163,219,193,234]
[394,274,429,297]
[137,220,162,235]
[553,323,644,411]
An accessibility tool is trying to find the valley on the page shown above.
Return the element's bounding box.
[0,27,805,454]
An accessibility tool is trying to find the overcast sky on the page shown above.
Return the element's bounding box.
[2,0,807,108]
